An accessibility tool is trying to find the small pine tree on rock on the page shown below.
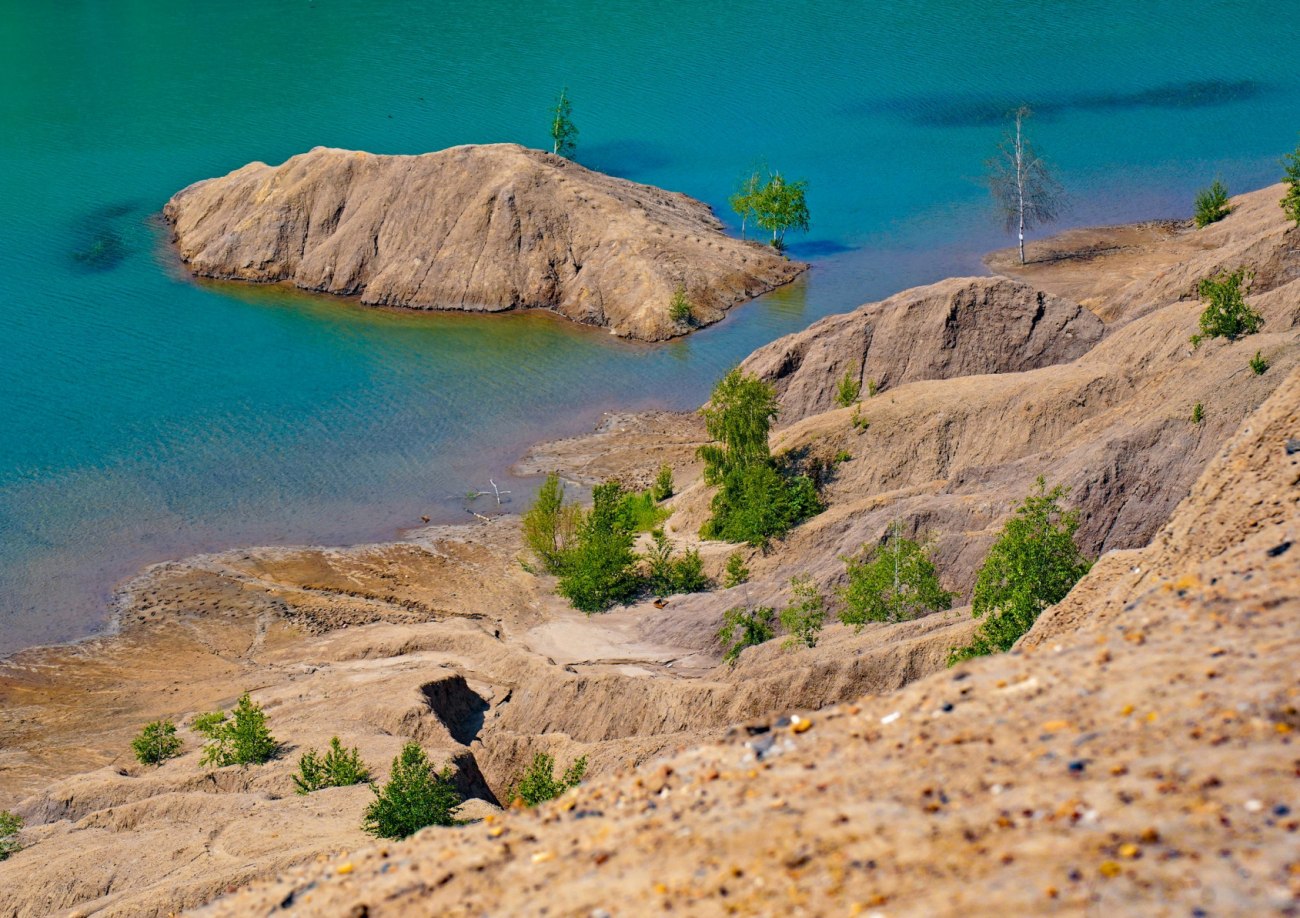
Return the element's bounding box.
[948,478,1091,664]
[1249,350,1269,375]
[723,552,750,588]
[835,370,861,408]
[1281,136,1300,226]
[1193,178,1231,227]
[1191,269,1262,348]
[718,604,775,664]
[194,693,278,768]
[362,742,462,839]
[294,737,371,794]
[131,720,183,766]
[0,811,21,861]
[504,752,587,807]
[780,575,826,649]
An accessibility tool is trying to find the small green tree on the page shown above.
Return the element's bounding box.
[504,752,587,807]
[835,370,861,408]
[645,530,707,597]
[549,88,578,159]
[1191,268,1262,347]
[753,171,811,251]
[0,811,21,861]
[616,489,670,532]
[697,369,822,547]
[1249,350,1268,375]
[652,464,674,502]
[522,472,581,574]
[194,693,278,768]
[1281,136,1300,226]
[718,604,775,664]
[131,720,183,766]
[780,575,826,649]
[294,737,371,794]
[987,106,1067,265]
[1193,178,1231,228]
[668,285,692,325]
[866,378,879,398]
[1191,402,1205,423]
[948,478,1092,664]
[556,482,641,612]
[723,552,750,588]
[363,742,462,839]
[838,528,955,629]
[729,165,765,240]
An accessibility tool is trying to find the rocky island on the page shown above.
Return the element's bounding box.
[162,144,807,340]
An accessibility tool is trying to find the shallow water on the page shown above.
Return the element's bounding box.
[1,0,1297,653]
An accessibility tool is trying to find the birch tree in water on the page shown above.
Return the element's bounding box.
[987,106,1066,265]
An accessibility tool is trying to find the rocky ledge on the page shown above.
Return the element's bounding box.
[162,144,806,340]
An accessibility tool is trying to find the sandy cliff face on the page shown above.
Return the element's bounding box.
[162,144,806,340]
[741,276,1105,423]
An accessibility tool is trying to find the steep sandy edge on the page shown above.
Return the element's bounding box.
[162,144,806,341]
[193,366,1300,918]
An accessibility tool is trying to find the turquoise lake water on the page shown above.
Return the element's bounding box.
[2,0,1298,653]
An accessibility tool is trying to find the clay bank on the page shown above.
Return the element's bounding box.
[162,144,807,341]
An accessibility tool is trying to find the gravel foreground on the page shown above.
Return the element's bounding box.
[196,369,1300,918]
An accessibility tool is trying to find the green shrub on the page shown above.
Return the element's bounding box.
[294,737,371,794]
[1282,136,1300,226]
[696,369,823,547]
[1191,402,1205,423]
[504,752,587,807]
[833,450,852,465]
[838,529,955,628]
[617,489,671,533]
[834,371,860,408]
[362,742,462,839]
[718,605,775,664]
[723,552,750,588]
[194,693,278,768]
[0,811,21,861]
[522,472,580,573]
[652,464,675,502]
[948,478,1092,665]
[1191,268,1262,348]
[556,482,641,613]
[1249,350,1268,375]
[645,530,708,597]
[131,720,183,766]
[866,378,879,398]
[780,575,826,649]
[668,284,692,325]
[1193,178,1231,228]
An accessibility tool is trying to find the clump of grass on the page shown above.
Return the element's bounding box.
[504,752,587,807]
[1249,350,1268,375]
[294,737,371,794]
[131,720,183,766]
[362,742,462,839]
[1193,178,1231,228]
[668,284,692,325]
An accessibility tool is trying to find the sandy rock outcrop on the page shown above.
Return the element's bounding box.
[192,367,1300,918]
[741,276,1104,422]
[163,144,806,340]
